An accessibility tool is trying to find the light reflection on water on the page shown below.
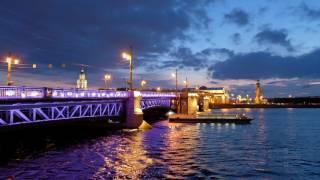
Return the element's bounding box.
[1,108,320,179]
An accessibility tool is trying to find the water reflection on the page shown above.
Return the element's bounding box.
[162,122,200,178]
[92,131,153,179]
[1,109,320,179]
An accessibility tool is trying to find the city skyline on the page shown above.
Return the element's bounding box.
[1,0,320,97]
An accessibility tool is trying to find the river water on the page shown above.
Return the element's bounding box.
[0,108,320,179]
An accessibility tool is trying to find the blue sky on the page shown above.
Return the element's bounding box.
[0,0,320,97]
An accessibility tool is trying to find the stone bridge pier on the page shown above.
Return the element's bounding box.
[176,92,198,114]
[175,92,210,114]
[125,91,144,129]
[125,91,175,128]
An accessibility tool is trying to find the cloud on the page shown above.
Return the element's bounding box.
[0,0,215,84]
[224,9,250,26]
[258,7,268,15]
[309,81,320,85]
[209,49,320,79]
[160,47,234,71]
[300,3,320,20]
[254,28,294,51]
[230,33,241,45]
[161,47,209,71]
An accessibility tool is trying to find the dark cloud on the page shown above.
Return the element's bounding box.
[258,7,268,15]
[230,33,241,45]
[254,28,294,51]
[161,47,208,71]
[209,49,320,79]
[300,3,320,20]
[224,9,250,26]
[0,0,214,78]
[201,48,234,57]
[161,47,234,71]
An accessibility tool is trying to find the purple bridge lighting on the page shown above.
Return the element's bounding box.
[0,86,176,126]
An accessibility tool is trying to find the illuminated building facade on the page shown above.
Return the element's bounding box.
[255,80,262,104]
[200,87,229,104]
[77,68,87,89]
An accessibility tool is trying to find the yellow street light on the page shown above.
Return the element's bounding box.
[156,86,161,92]
[121,46,133,90]
[183,80,188,86]
[171,69,178,94]
[104,74,111,89]
[6,57,12,63]
[183,79,189,93]
[14,59,19,64]
[5,54,20,86]
[140,80,146,90]
[122,52,132,61]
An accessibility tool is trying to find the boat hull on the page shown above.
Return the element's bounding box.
[168,113,253,124]
[169,118,253,124]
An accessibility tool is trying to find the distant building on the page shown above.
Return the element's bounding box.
[199,87,229,104]
[255,80,262,104]
[77,68,87,89]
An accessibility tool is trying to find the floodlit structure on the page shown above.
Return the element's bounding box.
[200,87,229,104]
[255,80,262,104]
[77,68,88,89]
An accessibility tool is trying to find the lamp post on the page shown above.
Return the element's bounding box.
[122,46,133,90]
[104,74,111,89]
[171,69,178,95]
[171,69,179,112]
[5,54,20,86]
[183,77,188,92]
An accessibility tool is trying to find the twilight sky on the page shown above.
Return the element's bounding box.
[0,0,320,97]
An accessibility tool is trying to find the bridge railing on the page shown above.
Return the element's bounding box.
[140,91,176,98]
[0,86,45,99]
[0,86,129,99]
[0,86,176,100]
[51,89,128,99]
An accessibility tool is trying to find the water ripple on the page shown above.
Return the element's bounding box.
[1,109,320,179]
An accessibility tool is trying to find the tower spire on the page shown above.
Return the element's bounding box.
[255,80,262,104]
[77,66,88,89]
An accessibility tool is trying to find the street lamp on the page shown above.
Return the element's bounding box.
[183,77,188,89]
[122,46,133,90]
[171,69,179,112]
[156,86,161,92]
[171,69,178,94]
[5,54,20,86]
[104,74,111,89]
[140,80,146,90]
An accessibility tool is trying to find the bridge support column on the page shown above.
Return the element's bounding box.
[125,91,143,129]
[178,92,198,115]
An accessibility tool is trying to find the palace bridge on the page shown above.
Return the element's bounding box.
[0,86,210,129]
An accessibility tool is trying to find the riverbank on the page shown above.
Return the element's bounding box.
[211,104,320,109]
